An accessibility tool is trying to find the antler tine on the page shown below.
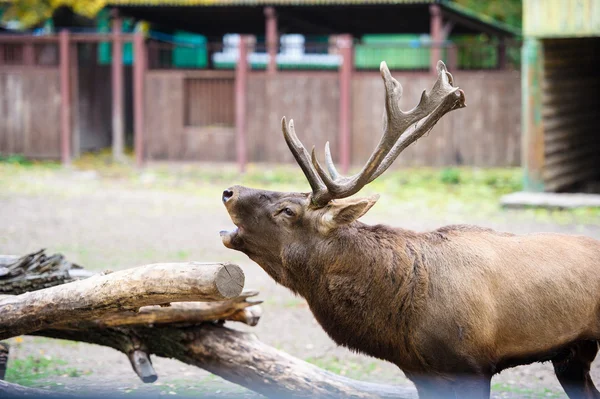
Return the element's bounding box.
[366,60,466,182]
[308,60,465,201]
[323,142,340,180]
[281,117,331,204]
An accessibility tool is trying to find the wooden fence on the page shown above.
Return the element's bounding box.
[0,32,522,168]
[144,69,521,167]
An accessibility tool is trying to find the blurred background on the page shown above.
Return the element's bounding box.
[0,0,599,397]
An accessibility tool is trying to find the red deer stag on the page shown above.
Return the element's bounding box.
[221,61,600,399]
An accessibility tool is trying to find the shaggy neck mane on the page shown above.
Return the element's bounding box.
[280,222,432,367]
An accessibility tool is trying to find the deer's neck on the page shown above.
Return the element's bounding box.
[281,223,430,366]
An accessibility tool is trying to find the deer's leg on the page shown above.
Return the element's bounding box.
[553,340,600,399]
[451,374,491,399]
[411,375,457,399]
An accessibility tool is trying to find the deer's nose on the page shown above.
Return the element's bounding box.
[222,189,234,203]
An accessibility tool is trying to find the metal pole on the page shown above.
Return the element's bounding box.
[59,30,71,166]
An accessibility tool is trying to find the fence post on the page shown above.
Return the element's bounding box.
[235,35,249,173]
[338,34,352,175]
[497,38,507,70]
[59,30,71,166]
[111,10,125,163]
[265,7,278,75]
[133,32,146,168]
[23,41,35,66]
[429,4,443,74]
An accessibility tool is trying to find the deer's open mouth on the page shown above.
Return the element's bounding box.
[220,226,241,249]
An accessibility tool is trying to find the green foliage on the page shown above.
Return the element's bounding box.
[440,168,461,185]
[2,0,106,28]
[453,0,522,29]
[0,154,32,165]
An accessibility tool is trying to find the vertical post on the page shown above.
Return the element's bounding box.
[235,35,249,173]
[338,34,353,175]
[111,10,125,162]
[447,44,458,71]
[133,31,146,168]
[429,4,443,75]
[264,7,278,75]
[59,30,71,166]
[23,41,35,66]
[497,37,507,70]
[522,37,545,192]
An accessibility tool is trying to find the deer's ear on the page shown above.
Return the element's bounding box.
[322,195,380,228]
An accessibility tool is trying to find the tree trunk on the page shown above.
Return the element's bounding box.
[0,262,244,340]
[31,324,415,399]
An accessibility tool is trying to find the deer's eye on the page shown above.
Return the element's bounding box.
[283,207,295,217]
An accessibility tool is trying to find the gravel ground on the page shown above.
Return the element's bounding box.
[2,167,600,398]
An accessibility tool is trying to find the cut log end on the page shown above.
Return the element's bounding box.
[215,263,245,298]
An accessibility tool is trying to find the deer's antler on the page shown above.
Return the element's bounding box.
[283,60,466,207]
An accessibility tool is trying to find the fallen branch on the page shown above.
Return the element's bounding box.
[94,290,262,328]
[32,324,415,399]
[0,262,244,340]
[0,250,94,295]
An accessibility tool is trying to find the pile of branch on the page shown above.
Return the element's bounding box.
[0,251,414,399]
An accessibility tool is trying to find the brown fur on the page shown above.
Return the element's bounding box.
[221,186,600,399]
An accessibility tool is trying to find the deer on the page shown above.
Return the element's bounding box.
[220,61,600,399]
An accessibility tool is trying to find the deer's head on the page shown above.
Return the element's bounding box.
[221,61,465,284]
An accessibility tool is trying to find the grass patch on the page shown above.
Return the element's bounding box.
[2,159,600,226]
[5,355,90,387]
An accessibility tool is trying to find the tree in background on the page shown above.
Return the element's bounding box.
[2,0,106,28]
[454,0,522,29]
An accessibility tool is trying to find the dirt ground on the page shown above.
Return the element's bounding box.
[2,165,600,398]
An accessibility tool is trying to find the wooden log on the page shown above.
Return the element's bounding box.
[0,262,244,340]
[30,324,415,398]
[0,250,94,295]
[94,290,262,327]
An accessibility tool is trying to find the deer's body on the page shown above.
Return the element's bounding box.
[291,223,600,376]
[221,62,600,398]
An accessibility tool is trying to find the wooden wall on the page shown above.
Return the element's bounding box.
[541,38,600,192]
[144,70,236,162]
[352,70,522,168]
[144,69,521,167]
[0,68,61,158]
[246,71,340,163]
